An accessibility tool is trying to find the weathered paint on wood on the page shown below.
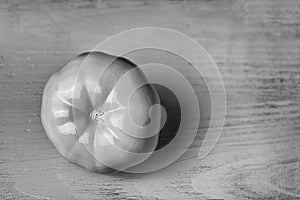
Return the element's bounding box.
[0,0,299,199]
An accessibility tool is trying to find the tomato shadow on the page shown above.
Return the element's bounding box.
[153,76,212,157]
[153,84,181,150]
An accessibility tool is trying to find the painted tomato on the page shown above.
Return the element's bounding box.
[41,52,161,173]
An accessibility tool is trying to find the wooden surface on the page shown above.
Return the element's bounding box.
[0,0,299,199]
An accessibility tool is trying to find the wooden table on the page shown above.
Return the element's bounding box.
[0,0,299,199]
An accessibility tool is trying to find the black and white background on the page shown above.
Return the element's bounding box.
[0,0,299,199]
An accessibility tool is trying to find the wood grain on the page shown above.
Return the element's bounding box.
[0,0,299,199]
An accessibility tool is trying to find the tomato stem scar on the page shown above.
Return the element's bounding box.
[90,110,105,124]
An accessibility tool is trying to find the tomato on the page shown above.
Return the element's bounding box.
[41,52,161,173]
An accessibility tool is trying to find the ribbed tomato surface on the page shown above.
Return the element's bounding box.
[41,52,161,173]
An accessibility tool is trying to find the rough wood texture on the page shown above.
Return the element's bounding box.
[0,0,299,199]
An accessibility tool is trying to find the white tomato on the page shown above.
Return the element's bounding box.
[41,52,161,173]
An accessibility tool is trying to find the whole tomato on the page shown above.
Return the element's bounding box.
[41,52,161,173]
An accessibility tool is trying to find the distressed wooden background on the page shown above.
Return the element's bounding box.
[0,0,299,199]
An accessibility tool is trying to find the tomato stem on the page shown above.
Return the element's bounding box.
[90,110,105,124]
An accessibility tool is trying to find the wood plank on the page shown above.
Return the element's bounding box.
[0,0,299,199]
